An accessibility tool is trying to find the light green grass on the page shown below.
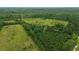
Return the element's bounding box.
[23,18,69,27]
[0,24,40,51]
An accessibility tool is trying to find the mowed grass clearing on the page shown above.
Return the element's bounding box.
[24,18,69,27]
[0,24,40,51]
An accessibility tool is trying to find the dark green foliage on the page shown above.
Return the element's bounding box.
[21,22,77,50]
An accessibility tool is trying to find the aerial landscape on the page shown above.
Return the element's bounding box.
[0,7,79,51]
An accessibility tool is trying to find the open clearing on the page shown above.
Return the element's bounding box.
[0,24,39,51]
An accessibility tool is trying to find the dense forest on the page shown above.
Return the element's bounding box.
[0,7,79,51]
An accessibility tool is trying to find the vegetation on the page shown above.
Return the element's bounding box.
[0,7,79,51]
[0,25,39,51]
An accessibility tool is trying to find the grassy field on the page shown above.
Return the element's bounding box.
[0,24,39,51]
[24,18,69,27]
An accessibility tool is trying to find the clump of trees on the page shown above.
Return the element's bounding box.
[21,21,78,50]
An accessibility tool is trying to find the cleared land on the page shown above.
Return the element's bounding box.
[0,24,39,51]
